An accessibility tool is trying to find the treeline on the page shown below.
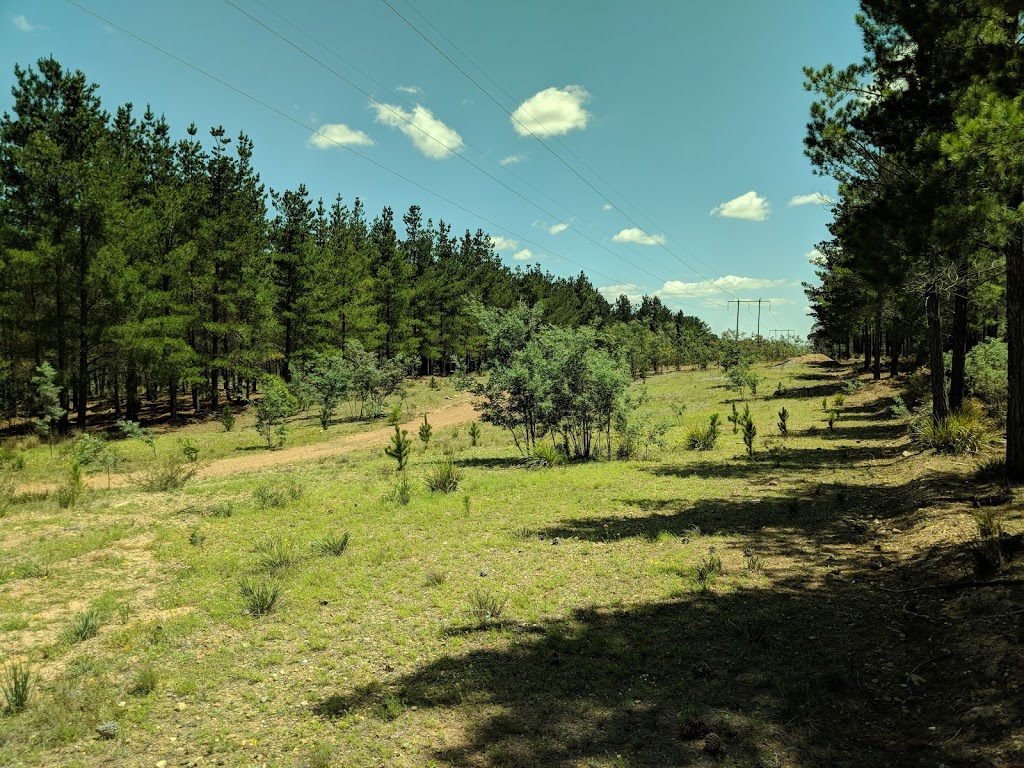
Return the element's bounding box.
[803,1,1022,480]
[0,58,719,431]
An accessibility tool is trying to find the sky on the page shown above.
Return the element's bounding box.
[1,1,865,339]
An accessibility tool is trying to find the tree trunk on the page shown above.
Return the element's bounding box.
[949,269,969,413]
[1007,209,1024,483]
[863,323,871,372]
[926,284,949,424]
[126,364,141,422]
[873,309,882,381]
[889,332,900,378]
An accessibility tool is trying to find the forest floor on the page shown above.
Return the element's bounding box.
[0,358,1021,768]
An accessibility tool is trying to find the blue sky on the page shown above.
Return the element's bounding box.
[2,1,863,338]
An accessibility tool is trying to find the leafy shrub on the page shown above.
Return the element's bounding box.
[254,375,298,449]
[239,577,281,617]
[842,379,864,393]
[615,411,669,460]
[425,456,462,492]
[910,400,991,454]
[178,438,200,463]
[314,531,350,556]
[2,661,32,713]
[136,454,198,492]
[890,396,911,418]
[117,419,155,453]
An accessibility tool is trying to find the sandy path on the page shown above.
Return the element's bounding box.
[197,399,478,479]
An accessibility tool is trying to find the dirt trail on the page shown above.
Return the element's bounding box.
[197,399,478,479]
[19,399,480,492]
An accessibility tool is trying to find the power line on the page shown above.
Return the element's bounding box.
[62,0,727,318]
[382,0,743,301]
[222,0,730,309]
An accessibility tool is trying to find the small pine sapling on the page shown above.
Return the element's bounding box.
[468,421,481,447]
[385,424,412,470]
[828,409,839,431]
[822,397,828,412]
[727,402,740,434]
[743,416,758,457]
[222,404,235,432]
[418,413,432,450]
[777,407,789,436]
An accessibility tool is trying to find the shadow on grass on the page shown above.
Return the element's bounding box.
[454,456,525,470]
[312,565,1003,767]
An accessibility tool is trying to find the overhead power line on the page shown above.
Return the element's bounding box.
[62,0,727,318]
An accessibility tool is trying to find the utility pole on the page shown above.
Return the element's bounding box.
[727,299,768,339]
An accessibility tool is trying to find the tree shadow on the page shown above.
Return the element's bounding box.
[455,456,524,469]
[311,563,1010,767]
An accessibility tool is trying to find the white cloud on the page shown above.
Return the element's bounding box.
[788,193,825,207]
[491,235,518,252]
[395,84,422,95]
[512,248,540,261]
[511,85,591,137]
[612,227,666,246]
[500,154,526,166]
[372,102,464,159]
[710,190,770,221]
[805,248,825,265]
[548,222,569,235]
[308,123,374,149]
[659,275,789,298]
[602,203,614,211]
[598,283,643,302]
[13,15,40,32]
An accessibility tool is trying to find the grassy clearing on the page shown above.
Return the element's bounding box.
[0,358,1021,767]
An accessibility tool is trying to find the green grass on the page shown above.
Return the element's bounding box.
[0,362,1019,767]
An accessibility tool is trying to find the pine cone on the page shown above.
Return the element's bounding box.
[703,731,723,754]
[679,719,709,740]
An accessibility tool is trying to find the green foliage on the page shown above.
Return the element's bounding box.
[2,661,32,713]
[60,606,104,644]
[418,413,432,449]
[694,553,723,592]
[777,407,790,436]
[117,419,155,453]
[526,442,564,468]
[136,454,198,492]
[685,413,721,451]
[391,471,411,505]
[56,461,85,508]
[964,338,1008,417]
[255,536,301,573]
[130,667,159,696]
[910,400,991,454]
[833,394,845,407]
[743,415,758,457]
[827,409,839,431]
[178,438,200,463]
[386,401,404,427]
[467,587,506,625]
[425,455,462,492]
[467,421,481,447]
[843,379,864,393]
[254,376,298,449]
[239,576,282,617]
[384,424,412,471]
[31,362,65,452]
[314,531,350,557]
[293,353,354,430]
[221,405,235,432]
[727,402,741,434]
[614,407,669,460]
[890,396,911,419]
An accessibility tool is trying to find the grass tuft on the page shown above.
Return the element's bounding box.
[313,531,350,557]
[2,661,32,713]
[59,606,104,645]
[467,586,506,625]
[254,536,302,573]
[239,576,282,617]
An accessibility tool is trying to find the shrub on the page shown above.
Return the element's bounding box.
[254,375,298,449]
[467,587,506,625]
[60,606,104,644]
[136,454,198,492]
[418,414,432,449]
[685,414,720,451]
[890,396,911,418]
[526,442,564,468]
[467,421,481,447]
[842,379,864,393]
[426,456,462,492]
[56,461,86,508]
[2,661,31,713]
[910,400,991,454]
[777,407,789,436]
[239,577,281,617]
[965,338,1008,419]
[221,404,235,432]
[384,425,412,471]
[314,531,350,557]
[254,536,301,573]
[615,412,669,460]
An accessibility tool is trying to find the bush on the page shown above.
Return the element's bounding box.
[254,375,298,449]
[2,661,32,713]
[239,577,281,617]
[425,455,462,492]
[910,400,991,454]
[685,414,720,451]
[135,454,198,492]
[56,461,86,508]
[526,442,564,468]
